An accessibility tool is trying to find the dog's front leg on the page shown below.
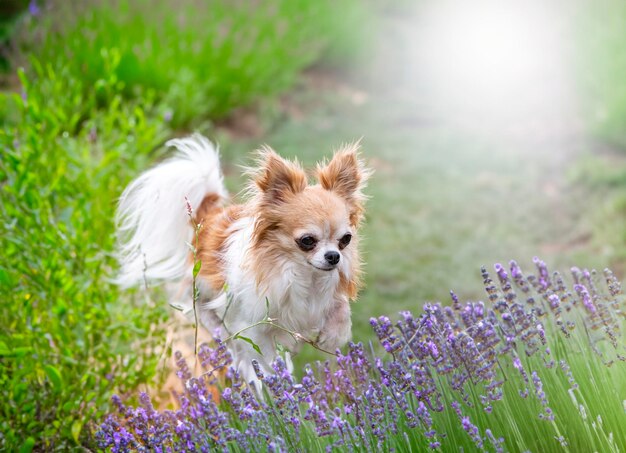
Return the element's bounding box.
[318,295,352,351]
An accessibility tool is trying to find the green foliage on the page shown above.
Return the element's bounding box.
[566,0,626,300]
[575,0,626,148]
[13,0,371,127]
[0,58,171,450]
[1,0,372,448]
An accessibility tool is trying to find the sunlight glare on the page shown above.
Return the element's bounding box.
[411,0,571,126]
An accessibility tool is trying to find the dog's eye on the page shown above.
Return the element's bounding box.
[297,235,317,251]
[338,233,352,249]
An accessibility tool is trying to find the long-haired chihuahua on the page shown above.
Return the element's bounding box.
[115,134,370,384]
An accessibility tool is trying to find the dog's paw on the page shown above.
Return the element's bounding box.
[317,316,352,351]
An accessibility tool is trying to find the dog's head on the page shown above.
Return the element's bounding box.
[248,144,370,293]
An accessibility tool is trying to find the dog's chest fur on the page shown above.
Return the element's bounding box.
[271,262,339,335]
[217,217,338,349]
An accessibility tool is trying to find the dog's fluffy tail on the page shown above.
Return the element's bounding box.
[115,134,227,288]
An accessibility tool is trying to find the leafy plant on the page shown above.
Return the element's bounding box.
[0,58,171,450]
[1,0,375,448]
[12,0,371,127]
[96,259,626,451]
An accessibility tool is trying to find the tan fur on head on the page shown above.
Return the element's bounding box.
[243,145,371,300]
[316,142,371,227]
[251,147,307,203]
[248,148,308,248]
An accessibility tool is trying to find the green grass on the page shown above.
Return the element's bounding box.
[567,150,626,270]
[220,92,618,369]
[11,0,371,128]
[565,0,626,310]
[563,0,626,279]
[574,0,626,149]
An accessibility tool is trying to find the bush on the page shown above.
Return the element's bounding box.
[96,259,626,451]
[0,59,171,450]
[13,0,371,127]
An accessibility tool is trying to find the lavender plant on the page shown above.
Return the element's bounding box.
[96,259,626,452]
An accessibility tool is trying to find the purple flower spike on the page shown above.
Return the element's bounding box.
[28,0,41,16]
[458,414,483,448]
[574,284,596,314]
[510,260,523,279]
[548,294,560,309]
[494,263,508,282]
[184,197,194,218]
[533,257,551,289]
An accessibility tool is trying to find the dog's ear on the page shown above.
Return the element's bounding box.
[252,147,307,203]
[316,142,371,226]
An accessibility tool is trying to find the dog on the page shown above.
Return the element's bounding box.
[115,134,370,385]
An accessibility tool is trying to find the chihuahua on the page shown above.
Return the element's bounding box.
[115,134,370,384]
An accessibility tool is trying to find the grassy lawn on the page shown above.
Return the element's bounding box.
[217,0,626,360]
[220,80,620,367]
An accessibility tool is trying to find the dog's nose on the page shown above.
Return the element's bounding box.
[324,251,340,266]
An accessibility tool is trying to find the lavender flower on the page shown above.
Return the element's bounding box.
[494,263,508,282]
[184,196,194,218]
[574,284,596,314]
[28,0,41,16]
[97,259,626,451]
[533,256,551,290]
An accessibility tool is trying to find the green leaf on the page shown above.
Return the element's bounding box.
[234,335,262,355]
[193,260,202,278]
[0,346,32,357]
[0,267,9,286]
[19,437,35,453]
[44,365,63,391]
[71,420,82,444]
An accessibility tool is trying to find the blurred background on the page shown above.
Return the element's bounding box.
[3,0,626,448]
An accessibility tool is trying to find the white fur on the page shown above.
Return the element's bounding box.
[203,216,347,384]
[115,134,227,287]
